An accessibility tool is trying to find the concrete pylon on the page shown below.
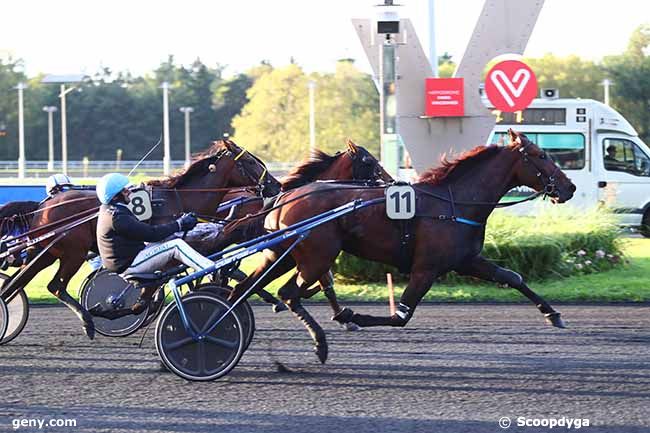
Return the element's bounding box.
[353,0,545,174]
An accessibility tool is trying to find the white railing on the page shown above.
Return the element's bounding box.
[0,160,296,179]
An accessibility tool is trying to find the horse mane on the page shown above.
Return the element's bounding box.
[281,149,340,190]
[417,145,503,186]
[147,140,230,188]
[0,200,40,219]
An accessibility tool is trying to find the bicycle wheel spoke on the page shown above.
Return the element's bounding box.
[166,336,194,351]
[197,341,206,375]
[204,335,238,349]
[200,306,226,334]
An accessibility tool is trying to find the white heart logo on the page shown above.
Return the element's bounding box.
[489,68,531,108]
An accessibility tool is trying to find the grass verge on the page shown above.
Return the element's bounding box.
[15,238,650,304]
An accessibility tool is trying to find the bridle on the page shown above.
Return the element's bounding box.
[347,149,385,182]
[517,139,561,198]
[231,147,275,195]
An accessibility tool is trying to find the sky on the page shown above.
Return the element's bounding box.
[1,0,648,78]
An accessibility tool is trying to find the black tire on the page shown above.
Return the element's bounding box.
[196,284,256,350]
[80,270,149,337]
[0,297,8,343]
[0,289,29,345]
[640,209,650,238]
[155,292,245,382]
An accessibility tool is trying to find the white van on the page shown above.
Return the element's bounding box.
[488,97,650,237]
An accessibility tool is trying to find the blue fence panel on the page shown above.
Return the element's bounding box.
[0,185,47,205]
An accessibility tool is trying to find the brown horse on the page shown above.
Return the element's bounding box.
[216,140,392,319]
[233,130,576,363]
[2,139,280,339]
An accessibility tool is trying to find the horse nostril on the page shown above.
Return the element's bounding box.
[571,184,577,193]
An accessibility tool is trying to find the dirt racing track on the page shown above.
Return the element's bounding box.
[0,303,649,433]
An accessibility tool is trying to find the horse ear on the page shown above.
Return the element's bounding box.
[208,163,217,172]
[347,139,358,153]
[507,129,522,146]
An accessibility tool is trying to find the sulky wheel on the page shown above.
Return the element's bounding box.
[155,292,245,382]
[0,289,29,345]
[196,284,256,350]
[0,296,8,343]
[80,270,149,337]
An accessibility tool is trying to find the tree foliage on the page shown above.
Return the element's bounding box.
[232,60,379,161]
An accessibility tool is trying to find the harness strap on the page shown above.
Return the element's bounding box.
[396,219,414,274]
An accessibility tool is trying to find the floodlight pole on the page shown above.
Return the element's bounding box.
[59,84,77,176]
[179,106,194,168]
[16,83,26,179]
[162,82,171,175]
[43,106,58,171]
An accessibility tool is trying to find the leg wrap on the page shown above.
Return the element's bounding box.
[389,303,413,327]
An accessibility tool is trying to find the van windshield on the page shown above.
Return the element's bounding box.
[491,132,585,170]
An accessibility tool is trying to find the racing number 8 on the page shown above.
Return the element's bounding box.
[131,196,146,216]
[385,185,415,220]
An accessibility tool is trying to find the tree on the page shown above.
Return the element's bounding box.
[523,54,605,100]
[603,25,650,143]
[232,60,380,162]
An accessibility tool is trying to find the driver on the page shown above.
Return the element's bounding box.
[96,173,215,277]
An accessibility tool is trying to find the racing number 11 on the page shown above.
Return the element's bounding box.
[385,185,415,220]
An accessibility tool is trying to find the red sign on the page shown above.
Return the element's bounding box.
[485,60,538,112]
[425,78,464,117]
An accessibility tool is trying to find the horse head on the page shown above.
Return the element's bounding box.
[507,129,576,203]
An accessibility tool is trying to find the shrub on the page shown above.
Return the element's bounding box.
[333,207,624,283]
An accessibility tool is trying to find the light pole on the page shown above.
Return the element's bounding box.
[161,82,171,175]
[15,82,26,179]
[42,74,86,176]
[42,106,58,171]
[428,0,438,77]
[179,106,194,167]
[601,79,613,106]
[308,81,316,150]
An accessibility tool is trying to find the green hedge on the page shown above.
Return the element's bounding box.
[333,207,624,283]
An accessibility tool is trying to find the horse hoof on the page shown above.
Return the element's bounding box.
[273,303,288,313]
[342,322,361,332]
[83,322,96,340]
[315,343,328,364]
[332,307,354,324]
[544,312,566,328]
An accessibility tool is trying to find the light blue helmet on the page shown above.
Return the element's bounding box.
[96,173,130,204]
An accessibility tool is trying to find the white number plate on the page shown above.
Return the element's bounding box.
[385,185,415,220]
[126,189,152,221]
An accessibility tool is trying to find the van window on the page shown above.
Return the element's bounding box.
[603,138,650,177]
[490,132,585,169]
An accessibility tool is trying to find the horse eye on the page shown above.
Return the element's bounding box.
[540,153,547,159]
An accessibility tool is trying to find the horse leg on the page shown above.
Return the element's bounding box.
[303,270,361,331]
[334,270,436,328]
[455,255,566,328]
[277,272,328,364]
[48,254,96,339]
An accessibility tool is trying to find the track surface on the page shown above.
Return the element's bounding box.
[1,303,649,433]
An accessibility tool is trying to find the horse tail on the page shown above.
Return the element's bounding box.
[0,200,40,219]
[0,200,39,237]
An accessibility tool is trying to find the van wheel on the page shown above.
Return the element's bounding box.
[641,210,650,238]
